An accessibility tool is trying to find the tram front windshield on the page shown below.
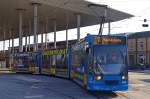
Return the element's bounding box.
[14,55,28,67]
[93,45,126,75]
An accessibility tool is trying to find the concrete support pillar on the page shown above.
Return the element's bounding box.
[45,34,48,49]
[9,29,11,53]
[28,21,32,51]
[41,22,45,50]
[32,3,40,52]
[104,7,107,19]
[28,35,30,51]
[32,3,41,74]
[41,24,44,46]
[53,20,57,49]
[41,29,44,50]
[3,28,6,53]
[9,39,11,52]
[66,28,68,49]
[12,31,14,54]
[66,16,69,48]
[45,32,48,49]
[45,19,49,49]
[19,11,23,52]
[77,14,81,42]
[25,32,28,52]
[17,9,24,52]
[8,28,12,70]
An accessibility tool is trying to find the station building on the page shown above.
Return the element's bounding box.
[128,31,150,68]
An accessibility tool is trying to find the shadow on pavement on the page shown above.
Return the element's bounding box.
[88,91,118,99]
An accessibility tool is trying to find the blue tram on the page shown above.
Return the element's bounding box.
[11,34,128,91]
[71,34,128,91]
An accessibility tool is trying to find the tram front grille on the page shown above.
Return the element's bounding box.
[105,80,119,85]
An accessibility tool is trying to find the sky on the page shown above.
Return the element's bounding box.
[1,0,150,50]
[85,0,150,33]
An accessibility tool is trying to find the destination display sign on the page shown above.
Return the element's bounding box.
[94,36,126,44]
[43,49,68,55]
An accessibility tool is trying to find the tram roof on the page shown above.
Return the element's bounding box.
[0,0,133,41]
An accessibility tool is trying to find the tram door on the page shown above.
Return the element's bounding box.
[33,52,42,74]
[55,54,68,77]
[71,45,88,85]
[42,54,56,75]
[50,55,56,75]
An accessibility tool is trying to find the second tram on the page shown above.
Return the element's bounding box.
[12,52,41,73]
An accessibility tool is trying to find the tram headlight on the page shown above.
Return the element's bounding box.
[122,76,125,80]
[94,76,101,80]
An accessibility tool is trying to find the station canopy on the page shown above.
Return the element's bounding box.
[0,0,133,41]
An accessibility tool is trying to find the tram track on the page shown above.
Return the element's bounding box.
[33,83,77,99]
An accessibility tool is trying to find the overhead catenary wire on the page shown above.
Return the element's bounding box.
[88,3,108,35]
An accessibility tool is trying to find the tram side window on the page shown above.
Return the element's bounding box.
[18,58,23,64]
[42,55,45,67]
[43,55,49,68]
[56,55,62,68]
[72,51,78,65]
[23,57,29,67]
[81,49,86,66]
[49,56,52,67]
[72,50,79,72]
[48,55,51,67]
[76,48,86,73]
[62,55,67,68]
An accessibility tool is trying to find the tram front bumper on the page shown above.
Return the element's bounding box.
[87,82,128,91]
